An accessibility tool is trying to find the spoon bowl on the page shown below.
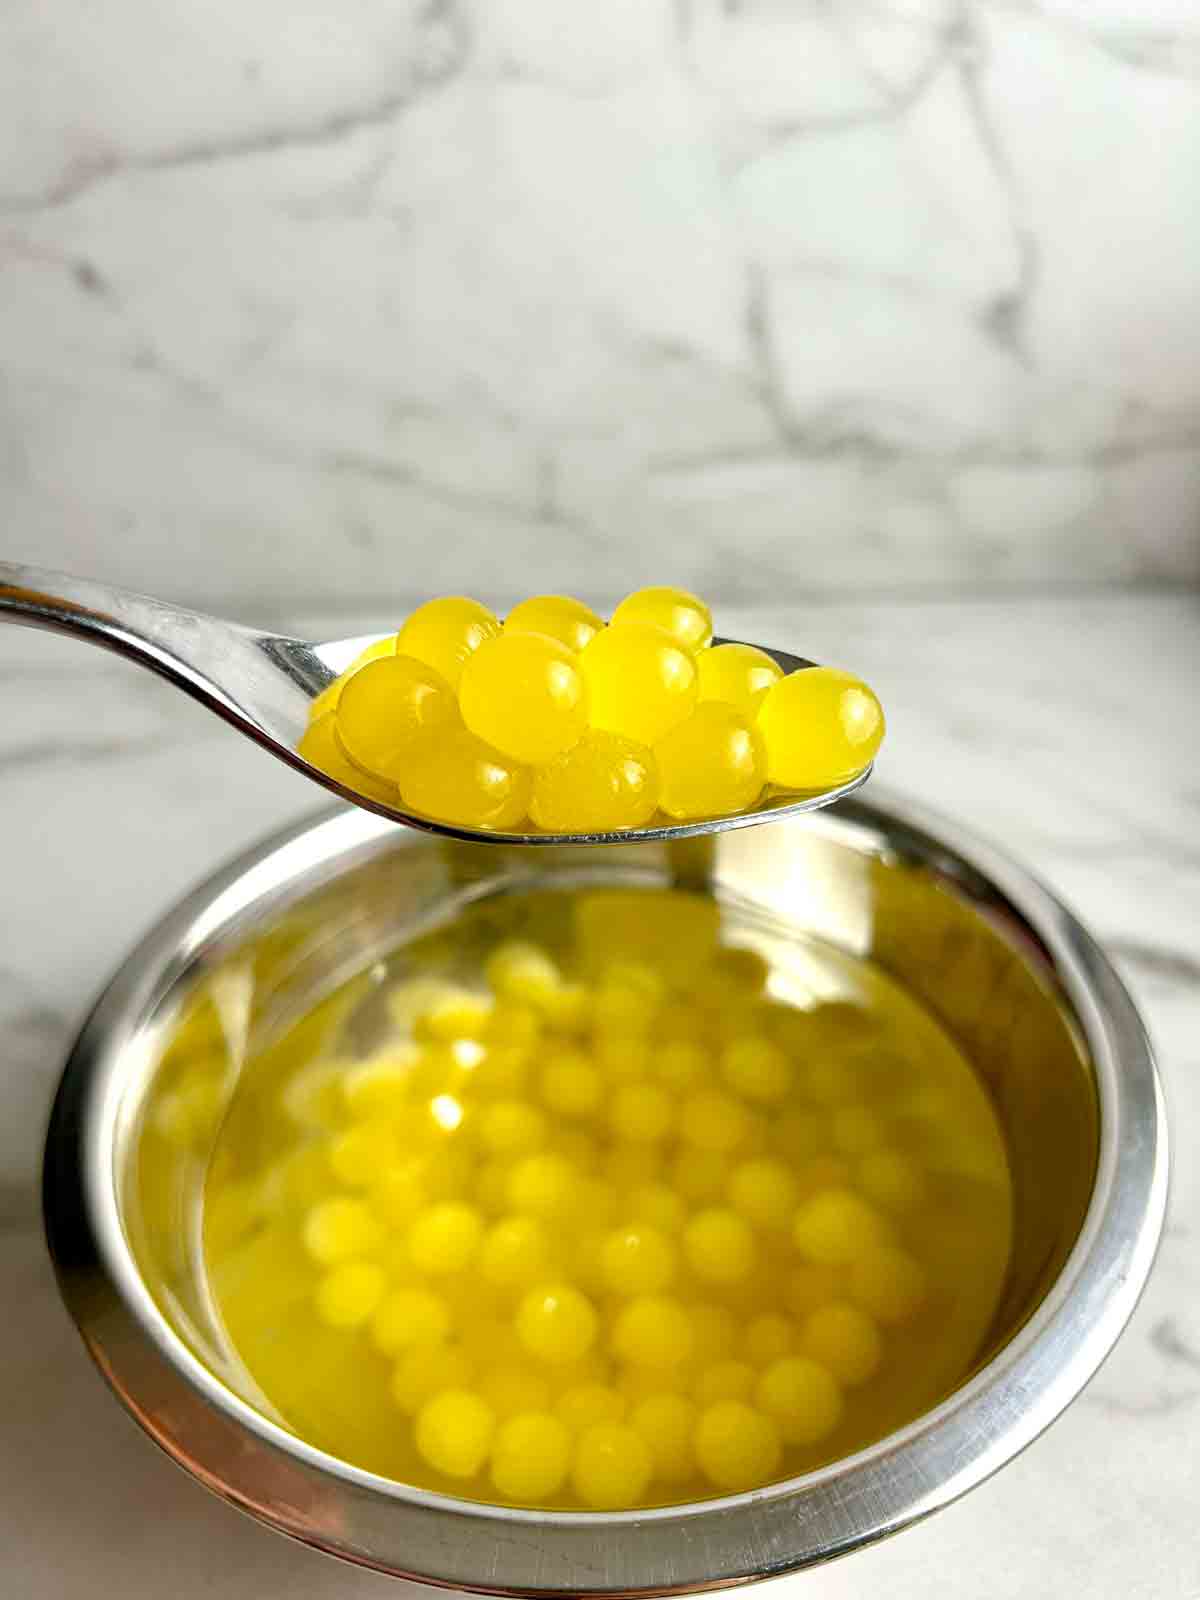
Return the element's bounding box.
[0,561,872,843]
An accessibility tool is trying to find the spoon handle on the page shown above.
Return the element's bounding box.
[0,559,256,711]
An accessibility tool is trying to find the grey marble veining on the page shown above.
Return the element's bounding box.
[1,589,1197,1596]
[2,1,1199,612]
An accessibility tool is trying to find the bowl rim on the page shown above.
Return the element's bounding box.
[42,791,1168,1591]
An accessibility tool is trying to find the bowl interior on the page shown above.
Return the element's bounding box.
[120,813,1098,1448]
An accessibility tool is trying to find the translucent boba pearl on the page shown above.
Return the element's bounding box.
[490,1410,573,1501]
[394,596,501,690]
[414,1388,496,1478]
[515,1284,599,1364]
[571,1422,654,1509]
[693,1401,782,1490]
[755,1356,843,1445]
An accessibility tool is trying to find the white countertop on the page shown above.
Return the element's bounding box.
[3,590,1197,1597]
[5,0,1200,604]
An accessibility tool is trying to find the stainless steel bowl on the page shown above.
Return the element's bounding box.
[43,792,1167,1591]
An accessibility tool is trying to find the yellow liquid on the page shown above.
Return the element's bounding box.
[201,888,1011,1508]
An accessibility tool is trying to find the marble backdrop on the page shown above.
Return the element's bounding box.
[2,0,1199,614]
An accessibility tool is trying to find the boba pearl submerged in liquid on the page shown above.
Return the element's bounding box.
[200,888,1012,1510]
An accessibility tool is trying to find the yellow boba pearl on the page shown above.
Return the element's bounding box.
[654,1040,708,1091]
[785,1263,844,1320]
[487,1002,544,1051]
[530,732,660,833]
[831,1106,887,1156]
[791,1189,892,1265]
[302,1198,383,1265]
[630,1393,697,1483]
[334,656,457,783]
[595,961,665,1029]
[556,1384,626,1431]
[341,1049,421,1119]
[670,1148,730,1204]
[540,981,592,1033]
[315,1261,387,1328]
[600,1225,677,1296]
[459,631,589,766]
[391,1342,475,1414]
[857,1149,926,1214]
[485,940,562,1006]
[516,1284,599,1364]
[394,596,501,689]
[297,712,399,806]
[505,594,603,654]
[756,666,885,790]
[720,1035,791,1104]
[696,642,782,717]
[728,1157,800,1231]
[848,1245,927,1325]
[479,1215,552,1289]
[399,727,531,831]
[540,1050,603,1118]
[308,634,400,720]
[680,1090,751,1154]
[694,1360,755,1406]
[799,1302,883,1386]
[610,1081,673,1143]
[506,1153,578,1218]
[612,1296,694,1369]
[744,1314,796,1367]
[654,704,766,821]
[626,1182,687,1235]
[415,1388,496,1478]
[694,1402,782,1490]
[407,1202,484,1275]
[479,1364,554,1419]
[756,1357,843,1445]
[478,1100,548,1157]
[490,1411,573,1501]
[572,1423,654,1509]
[579,623,698,746]
[328,1121,398,1187]
[610,586,713,656]
[683,1209,756,1284]
[371,1286,453,1356]
[689,1303,739,1364]
[415,991,494,1042]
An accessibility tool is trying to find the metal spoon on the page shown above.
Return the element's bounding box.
[0,561,871,844]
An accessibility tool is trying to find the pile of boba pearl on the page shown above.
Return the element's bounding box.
[275,936,931,1510]
[298,587,886,832]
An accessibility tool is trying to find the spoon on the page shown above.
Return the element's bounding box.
[0,561,871,844]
